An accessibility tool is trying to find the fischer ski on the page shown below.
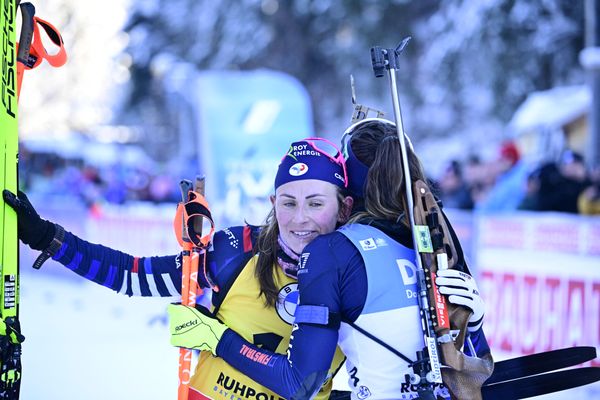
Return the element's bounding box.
[1,2,65,398]
[482,366,600,399]
[486,346,597,385]
[1,0,24,398]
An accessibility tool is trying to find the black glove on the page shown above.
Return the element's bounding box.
[2,189,56,251]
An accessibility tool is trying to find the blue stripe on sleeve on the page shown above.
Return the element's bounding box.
[133,258,148,296]
[103,265,117,289]
[53,242,67,260]
[66,252,83,272]
[85,259,101,280]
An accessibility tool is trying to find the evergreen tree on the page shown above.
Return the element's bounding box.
[118,0,585,159]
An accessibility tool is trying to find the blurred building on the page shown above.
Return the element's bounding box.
[509,85,590,162]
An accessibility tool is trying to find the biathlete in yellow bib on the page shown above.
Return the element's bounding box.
[3,137,352,400]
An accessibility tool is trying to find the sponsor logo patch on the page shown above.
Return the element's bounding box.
[359,238,377,251]
[276,283,298,324]
[289,162,308,176]
[223,228,239,248]
[357,386,372,399]
[214,372,285,400]
[375,238,387,247]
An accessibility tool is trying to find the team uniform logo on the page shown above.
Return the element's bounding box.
[276,283,299,324]
[289,162,308,176]
[223,228,239,249]
[359,238,377,251]
[357,386,372,399]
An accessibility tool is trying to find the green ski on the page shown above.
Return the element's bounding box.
[0,0,22,398]
[0,2,64,397]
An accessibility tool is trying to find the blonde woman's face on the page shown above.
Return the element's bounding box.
[273,180,348,254]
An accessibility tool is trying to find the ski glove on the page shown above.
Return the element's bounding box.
[2,189,56,251]
[436,269,485,332]
[168,303,228,356]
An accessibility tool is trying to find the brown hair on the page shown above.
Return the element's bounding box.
[255,188,350,307]
[348,120,427,226]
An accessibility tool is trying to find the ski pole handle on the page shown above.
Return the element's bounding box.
[16,2,35,99]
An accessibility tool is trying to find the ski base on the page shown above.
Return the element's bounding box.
[486,346,597,384]
[483,366,600,399]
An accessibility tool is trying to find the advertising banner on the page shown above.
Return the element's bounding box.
[476,212,599,368]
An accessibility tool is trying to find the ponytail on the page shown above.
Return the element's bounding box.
[348,121,427,225]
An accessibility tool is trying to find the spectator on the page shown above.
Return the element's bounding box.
[475,140,529,212]
[463,155,492,205]
[437,160,474,209]
[578,166,600,215]
[522,150,589,213]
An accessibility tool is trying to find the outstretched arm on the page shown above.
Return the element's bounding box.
[4,190,262,298]
[3,189,183,296]
[57,230,183,296]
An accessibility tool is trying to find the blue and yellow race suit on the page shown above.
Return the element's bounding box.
[51,225,344,400]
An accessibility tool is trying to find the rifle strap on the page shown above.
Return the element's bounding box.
[345,320,414,365]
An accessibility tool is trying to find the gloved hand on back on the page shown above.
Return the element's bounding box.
[435,269,485,332]
[168,303,228,356]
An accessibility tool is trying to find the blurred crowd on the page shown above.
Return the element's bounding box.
[19,145,182,207]
[19,140,600,216]
[433,141,600,215]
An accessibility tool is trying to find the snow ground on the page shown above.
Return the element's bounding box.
[17,253,599,400]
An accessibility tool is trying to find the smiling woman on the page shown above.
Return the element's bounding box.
[276,145,352,250]
[274,180,347,255]
[254,138,353,302]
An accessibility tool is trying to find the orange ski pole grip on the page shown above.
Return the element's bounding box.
[16,3,67,98]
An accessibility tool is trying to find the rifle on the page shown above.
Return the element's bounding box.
[370,38,493,399]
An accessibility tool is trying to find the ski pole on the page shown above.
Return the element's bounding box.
[15,2,67,99]
[175,176,212,400]
[15,2,35,99]
[176,179,195,400]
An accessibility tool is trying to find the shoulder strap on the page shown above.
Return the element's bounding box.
[210,225,259,312]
